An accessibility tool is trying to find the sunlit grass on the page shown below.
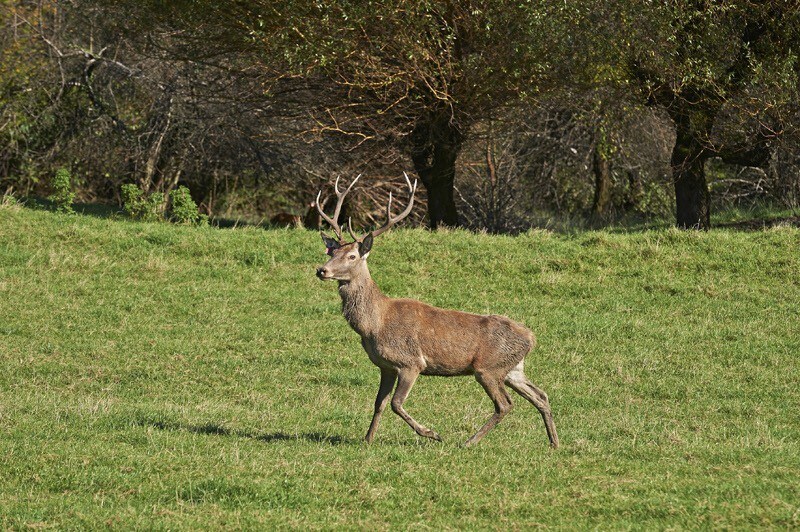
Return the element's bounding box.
[1,207,798,528]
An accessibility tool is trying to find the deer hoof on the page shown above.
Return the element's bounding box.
[422,429,442,441]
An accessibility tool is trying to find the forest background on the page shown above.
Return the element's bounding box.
[2,1,799,231]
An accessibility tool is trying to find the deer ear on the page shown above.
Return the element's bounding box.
[321,232,340,254]
[359,233,374,256]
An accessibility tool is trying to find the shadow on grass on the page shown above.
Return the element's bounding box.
[20,196,798,234]
[138,417,355,446]
[16,196,308,231]
[715,215,800,230]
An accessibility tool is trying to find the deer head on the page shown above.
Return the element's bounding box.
[316,173,417,282]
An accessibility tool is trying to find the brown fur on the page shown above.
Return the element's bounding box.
[317,241,559,447]
[270,202,322,228]
[269,212,302,227]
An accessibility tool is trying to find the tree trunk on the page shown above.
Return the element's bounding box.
[666,100,718,230]
[623,167,643,212]
[672,126,711,229]
[591,142,611,218]
[411,116,462,229]
[141,95,173,194]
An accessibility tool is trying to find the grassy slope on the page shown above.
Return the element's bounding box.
[0,206,798,529]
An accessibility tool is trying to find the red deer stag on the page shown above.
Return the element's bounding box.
[315,174,559,447]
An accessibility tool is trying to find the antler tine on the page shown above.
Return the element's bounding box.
[372,172,418,238]
[347,217,362,242]
[317,174,361,242]
[316,190,341,241]
[331,174,360,229]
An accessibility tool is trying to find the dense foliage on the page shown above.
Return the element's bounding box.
[1,1,799,230]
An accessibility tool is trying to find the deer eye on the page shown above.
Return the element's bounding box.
[348,254,356,260]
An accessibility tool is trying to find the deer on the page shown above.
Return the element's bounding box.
[270,211,303,227]
[270,200,325,228]
[314,174,559,448]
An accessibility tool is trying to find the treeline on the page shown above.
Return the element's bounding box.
[2,1,799,230]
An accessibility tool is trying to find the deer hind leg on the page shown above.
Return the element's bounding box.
[505,365,560,449]
[391,368,442,442]
[465,372,513,447]
[365,368,397,443]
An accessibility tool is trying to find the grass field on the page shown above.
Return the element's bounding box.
[1,205,799,529]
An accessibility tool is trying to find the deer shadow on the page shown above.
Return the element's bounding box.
[137,417,354,446]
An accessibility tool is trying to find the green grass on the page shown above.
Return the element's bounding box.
[1,205,798,529]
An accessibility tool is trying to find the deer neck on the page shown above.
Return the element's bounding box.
[337,266,385,337]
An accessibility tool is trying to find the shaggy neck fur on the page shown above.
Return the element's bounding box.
[338,264,385,337]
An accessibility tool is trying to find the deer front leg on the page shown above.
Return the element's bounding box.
[391,368,442,442]
[365,368,397,443]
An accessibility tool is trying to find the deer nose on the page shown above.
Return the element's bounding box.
[316,267,328,279]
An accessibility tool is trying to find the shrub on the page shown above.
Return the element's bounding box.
[49,168,75,214]
[1,189,20,209]
[121,184,163,221]
[168,186,207,224]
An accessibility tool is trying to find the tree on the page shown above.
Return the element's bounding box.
[620,1,800,229]
[120,1,573,228]
[6,1,799,229]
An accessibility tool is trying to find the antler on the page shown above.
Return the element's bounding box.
[316,175,360,242]
[371,172,418,238]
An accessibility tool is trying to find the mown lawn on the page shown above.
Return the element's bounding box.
[1,206,798,529]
